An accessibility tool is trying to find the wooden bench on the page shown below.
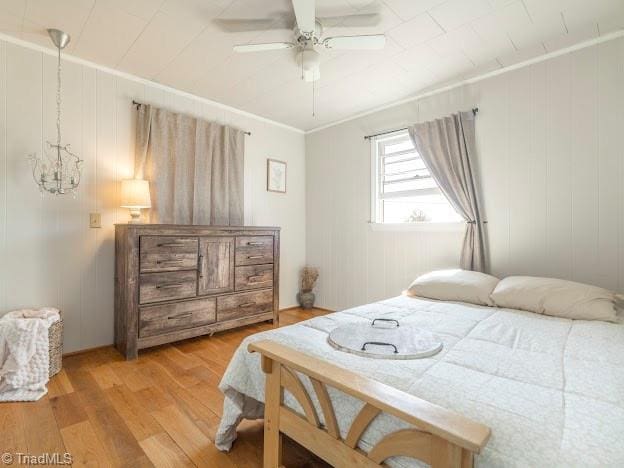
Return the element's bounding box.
[249,340,491,468]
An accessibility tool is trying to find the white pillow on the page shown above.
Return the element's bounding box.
[490,276,617,322]
[406,269,500,306]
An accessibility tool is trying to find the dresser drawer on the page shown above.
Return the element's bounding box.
[141,236,198,255]
[140,251,198,273]
[235,236,274,266]
[217,289,273,321]
[139,298,216,338]
[235,265,273,291]
[139,271,197,304]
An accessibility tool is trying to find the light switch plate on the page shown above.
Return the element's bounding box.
[89,212,101,228]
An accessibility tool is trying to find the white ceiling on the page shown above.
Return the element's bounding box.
[0,0,623,131]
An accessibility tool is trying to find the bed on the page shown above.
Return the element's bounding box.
[215,294,624,467]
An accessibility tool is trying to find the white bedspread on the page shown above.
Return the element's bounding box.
[215,296,624,467]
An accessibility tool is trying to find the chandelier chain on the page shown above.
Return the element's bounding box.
[56,44,62,148]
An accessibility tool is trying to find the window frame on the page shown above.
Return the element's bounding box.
[369,130,463,231]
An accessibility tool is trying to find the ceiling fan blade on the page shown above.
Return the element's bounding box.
[213,13,294,32]
[292,0,316,34]
[318,13,380,27]
[233,42,296,53]
[323,34,386,50]
[213,18,277,32]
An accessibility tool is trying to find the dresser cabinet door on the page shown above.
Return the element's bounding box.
[198,237,234,295]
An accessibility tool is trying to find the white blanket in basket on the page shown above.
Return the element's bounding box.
[0,308,60,402]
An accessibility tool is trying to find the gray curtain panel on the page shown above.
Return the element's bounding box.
[408,111,488,272]
[134,104,244,225]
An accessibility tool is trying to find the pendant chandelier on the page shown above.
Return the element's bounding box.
[29,29,82,195]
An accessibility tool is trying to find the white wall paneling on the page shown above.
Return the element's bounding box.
[2,32,624,350]
[0,42,6,316]
[0,39,306,353]
[306,37,624,311]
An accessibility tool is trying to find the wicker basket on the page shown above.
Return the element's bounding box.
[48,312,63,378]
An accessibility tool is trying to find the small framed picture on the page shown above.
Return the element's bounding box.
[267,158,287,193]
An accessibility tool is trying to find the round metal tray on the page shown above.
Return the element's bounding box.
[328,319,443,360]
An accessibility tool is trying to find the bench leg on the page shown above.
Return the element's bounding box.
[263,357,283,468]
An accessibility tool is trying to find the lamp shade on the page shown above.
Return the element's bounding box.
[120,179,151,208]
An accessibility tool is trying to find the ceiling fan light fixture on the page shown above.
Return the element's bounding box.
[298,48,321,82]
[303,68,320,82]
[300,48,321,71]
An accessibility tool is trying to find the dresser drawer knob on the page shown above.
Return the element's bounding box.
[156,260,183,265]
[247,241,264,246]
[247,275,264,282]
[247,255,264,259]
[238,302,256,308]
[157,242,187,248]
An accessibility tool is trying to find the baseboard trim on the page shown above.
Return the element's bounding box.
[62,344,112,358]
[279,305,335,313]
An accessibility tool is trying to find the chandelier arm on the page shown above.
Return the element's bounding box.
[29,155,43,188]
[73,165,82,188]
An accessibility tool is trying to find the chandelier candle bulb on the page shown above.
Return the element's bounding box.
[120,179,151,223]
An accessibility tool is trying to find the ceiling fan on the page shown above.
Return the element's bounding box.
[216,0,386,82]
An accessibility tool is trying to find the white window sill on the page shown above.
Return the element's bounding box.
[368,222,465,232]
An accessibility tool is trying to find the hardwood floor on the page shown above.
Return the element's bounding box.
[0,308,331,468]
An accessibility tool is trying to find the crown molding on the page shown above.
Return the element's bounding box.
[0,32,305,135]
[305,29,624,135]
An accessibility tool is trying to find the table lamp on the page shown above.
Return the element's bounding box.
[120,179,151,223]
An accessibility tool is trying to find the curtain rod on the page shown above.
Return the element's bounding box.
[363,107,479,140]
[132,100,252,136]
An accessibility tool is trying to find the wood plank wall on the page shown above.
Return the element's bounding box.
[0,39,306,353]
[306,37,624,311]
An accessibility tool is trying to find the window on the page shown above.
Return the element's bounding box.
[371,130,461,224]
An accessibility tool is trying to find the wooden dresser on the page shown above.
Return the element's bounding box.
[114,224,280,359]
